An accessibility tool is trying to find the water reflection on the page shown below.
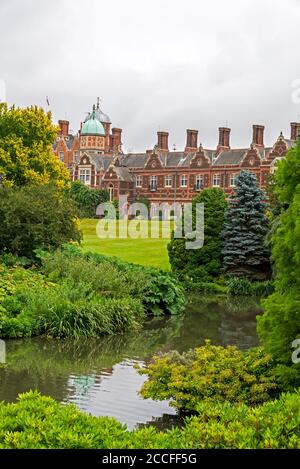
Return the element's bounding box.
[0,295,262,429]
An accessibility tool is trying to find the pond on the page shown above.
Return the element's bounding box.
[0,295,262,430]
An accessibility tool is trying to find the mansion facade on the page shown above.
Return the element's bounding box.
[53,100,300,206]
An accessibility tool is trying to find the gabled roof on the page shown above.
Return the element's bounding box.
[114,166,134,182]
[213,149,248,165]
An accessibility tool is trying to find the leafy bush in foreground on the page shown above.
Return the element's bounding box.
[139,342,278,412]
[0,391,299,449]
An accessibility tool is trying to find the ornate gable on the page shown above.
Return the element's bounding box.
[78,153,91,166]
[266,133,289,162]
[190,145,210,169]
[241,144,261,168]
[103,165,118,181]
[145,151,163,170]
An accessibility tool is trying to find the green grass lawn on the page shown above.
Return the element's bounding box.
[80,219,172,270]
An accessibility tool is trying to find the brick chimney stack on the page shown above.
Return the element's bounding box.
[290,122,300,141]
[112,127,122,151]
[217,127,231,153]
[58,120,69,137]
[252,124,265,147]
[185,129,198,151]
[157,131,169,152]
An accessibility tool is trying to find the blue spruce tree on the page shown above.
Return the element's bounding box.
[222,170,270,279]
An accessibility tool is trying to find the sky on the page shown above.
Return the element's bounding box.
[0,0,300,152]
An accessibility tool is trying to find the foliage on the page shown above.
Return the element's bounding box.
[257,142,300,387]
[0,103,69,188]
[222,171,270,278]
[0,245,184,339]
[168,188,227,282]
[24,285,144,339]
[42,247,185,317]
[139,342,278,412]
[183,280,228,294]
[228,277,274,297]
[70,181,109,218]
[135,195,150,216]
[82,250,185,316]
[0,391,299,449]
[0,185,81,259]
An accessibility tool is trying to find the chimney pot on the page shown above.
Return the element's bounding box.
[185,129,198,151]
[290,122,300,141]
[217,127,231,152]
[157,131,169,151]
[252,124,265,147]
[58,120,69,137]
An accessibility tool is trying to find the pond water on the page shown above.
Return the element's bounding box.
[0,295,262,430]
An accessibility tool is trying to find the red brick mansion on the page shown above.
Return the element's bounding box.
[53,100,300,205]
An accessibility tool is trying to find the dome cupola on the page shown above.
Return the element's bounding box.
[81,105,105,136]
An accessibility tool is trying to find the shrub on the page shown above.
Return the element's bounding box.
[0,185,81,259]
[70,181,109,218]
[0,391,299,449]
[139,342,278,412]
[182,279,228,294]
[0,245,185,339]
[168,188,227,282]
[41,247,185,317]
[26,284,144,338]
[228,277,274,296]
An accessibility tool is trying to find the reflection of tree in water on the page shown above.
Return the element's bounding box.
[219,296,263,350]
[0,316,184,403]
[0,295,262,405]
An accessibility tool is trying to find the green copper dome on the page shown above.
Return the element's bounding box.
[81,109,105,136]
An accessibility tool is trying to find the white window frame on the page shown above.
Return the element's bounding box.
[59,151,64,162]
[74,151,79,163]
[230,173,238,187]
[181,174,188,187]
[165,175,172,187]
[135,175,142,187]
[213,174,221,187]
[108,185,114,201]
[79,168,91,185]
[150,175,157,189]
[195,174,203,190]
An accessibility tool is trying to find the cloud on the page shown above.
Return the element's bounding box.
[0,0,300,151]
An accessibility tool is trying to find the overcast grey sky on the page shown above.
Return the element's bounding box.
[1,0,300,151]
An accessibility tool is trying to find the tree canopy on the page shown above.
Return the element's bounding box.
[222,171,270,278]
[0,103,69,188]
[168,188,227,282]
[257,142,300,388]
[0,184,81,259]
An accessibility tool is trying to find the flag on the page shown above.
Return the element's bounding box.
[46,96,50,106]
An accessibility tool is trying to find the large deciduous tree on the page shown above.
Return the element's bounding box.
[222,170,270,279]
[257,142,300,388]
[0,103,69,187]
[0,184,81,259]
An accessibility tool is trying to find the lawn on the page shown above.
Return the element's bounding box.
[80,219,172,270]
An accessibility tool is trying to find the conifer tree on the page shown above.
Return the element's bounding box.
[222,170,270,277]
